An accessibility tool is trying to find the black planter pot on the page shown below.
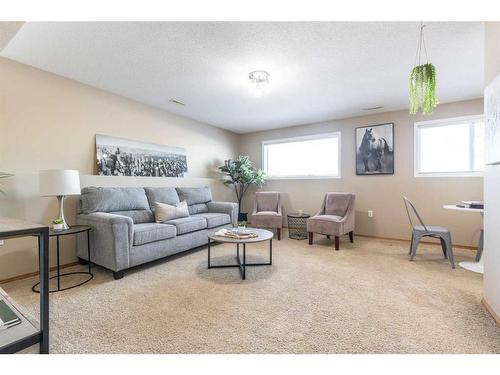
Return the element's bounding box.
[238,212,248,222]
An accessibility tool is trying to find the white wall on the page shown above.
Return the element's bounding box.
[483,22,500,320]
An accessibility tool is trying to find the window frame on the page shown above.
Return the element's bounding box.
[261,132,342,180]
[414,114,484,178]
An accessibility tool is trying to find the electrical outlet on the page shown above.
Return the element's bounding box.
[368,210,374,218]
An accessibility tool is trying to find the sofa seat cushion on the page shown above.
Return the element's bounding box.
[307,215,345,236]
[166,216,207,235]
[133,223,177,246]
[192,213,231,228]
[309,214,343,222]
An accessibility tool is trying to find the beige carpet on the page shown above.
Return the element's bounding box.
[2,233,499,354]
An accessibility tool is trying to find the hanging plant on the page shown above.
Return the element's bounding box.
[409,24,438,115]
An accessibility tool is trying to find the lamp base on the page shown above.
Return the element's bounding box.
[56,195,70,230]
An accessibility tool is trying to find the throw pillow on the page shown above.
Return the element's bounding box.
[154,200,190,223]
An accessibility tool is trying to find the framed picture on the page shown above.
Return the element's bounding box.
[355,123,394,175]
[95,134,188,177]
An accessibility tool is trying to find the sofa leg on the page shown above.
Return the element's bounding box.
[349,231,354,243]
[326,235,330,239]
[113,271,124,280]
[78,257,89,265]
[334,236,340,250]
[277,228,281,240]
[308,232,313,245]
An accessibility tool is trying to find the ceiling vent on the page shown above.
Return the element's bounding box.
[169,99,185,106]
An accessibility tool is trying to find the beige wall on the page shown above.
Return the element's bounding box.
[0,57,238,280]
[239,99,484,247]
[0,56,487,282]
[483,22,500,320]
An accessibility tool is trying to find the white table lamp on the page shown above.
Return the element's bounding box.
[40,169,81,230]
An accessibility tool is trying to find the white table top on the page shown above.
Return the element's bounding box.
[209,228,273,243]
[443,204,484,213]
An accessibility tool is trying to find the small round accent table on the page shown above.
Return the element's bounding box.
[287,213,310,240]
[32,225,93,293]
[208,228,273,280]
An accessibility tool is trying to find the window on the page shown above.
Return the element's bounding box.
[262,133,341,179]
[414,115,484,177]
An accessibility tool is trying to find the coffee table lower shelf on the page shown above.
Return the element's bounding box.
[207,241,272,280]
[0,287,40,354]
[207,228,274,280]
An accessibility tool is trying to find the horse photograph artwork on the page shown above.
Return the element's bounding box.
[356,123,394,175]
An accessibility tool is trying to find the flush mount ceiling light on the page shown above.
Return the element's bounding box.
[249,70,271,96]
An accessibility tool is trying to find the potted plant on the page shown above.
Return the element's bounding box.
[238,221,247,230]
[52,219,64,231]
[218,155,266,221]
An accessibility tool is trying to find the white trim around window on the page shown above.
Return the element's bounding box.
[262,132,341,180]
[414,114,484,177]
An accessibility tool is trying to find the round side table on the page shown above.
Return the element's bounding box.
[32,225,93,293]
[287,213,310,240]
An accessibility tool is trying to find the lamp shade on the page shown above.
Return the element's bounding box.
[39,169,81,197]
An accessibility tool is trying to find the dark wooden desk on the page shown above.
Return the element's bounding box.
[0,218,49,354]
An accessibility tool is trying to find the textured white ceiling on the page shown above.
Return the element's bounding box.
[1,22,484,133]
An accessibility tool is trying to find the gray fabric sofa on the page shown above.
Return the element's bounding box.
[76,186,237,279]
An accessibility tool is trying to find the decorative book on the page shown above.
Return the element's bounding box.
[0,300,22,329]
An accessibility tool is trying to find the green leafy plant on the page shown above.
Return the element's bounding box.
[409,23,438,115]
[409,63,437,115]
[52,219,64,225]
[238,221,247,227]
[218,155,266,217]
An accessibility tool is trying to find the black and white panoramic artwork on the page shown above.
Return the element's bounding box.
[356,123,394,175]
[96,134,188,177]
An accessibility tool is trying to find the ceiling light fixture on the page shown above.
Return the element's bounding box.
[249,70,271,96]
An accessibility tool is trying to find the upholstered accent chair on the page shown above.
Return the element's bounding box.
[251,191,283,240]
[307,192,355,250]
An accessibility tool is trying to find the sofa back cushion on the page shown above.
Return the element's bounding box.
[144,187,180,208]
[79,187,153,224]
[175,187,212,215]
[324,193,354,217]
[80,187,150,213]
[112,210,154,224]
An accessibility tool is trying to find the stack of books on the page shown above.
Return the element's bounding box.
[459,200,484,209]
[0,300,21,331]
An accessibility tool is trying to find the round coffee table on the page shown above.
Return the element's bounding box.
[207,228,273,280]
